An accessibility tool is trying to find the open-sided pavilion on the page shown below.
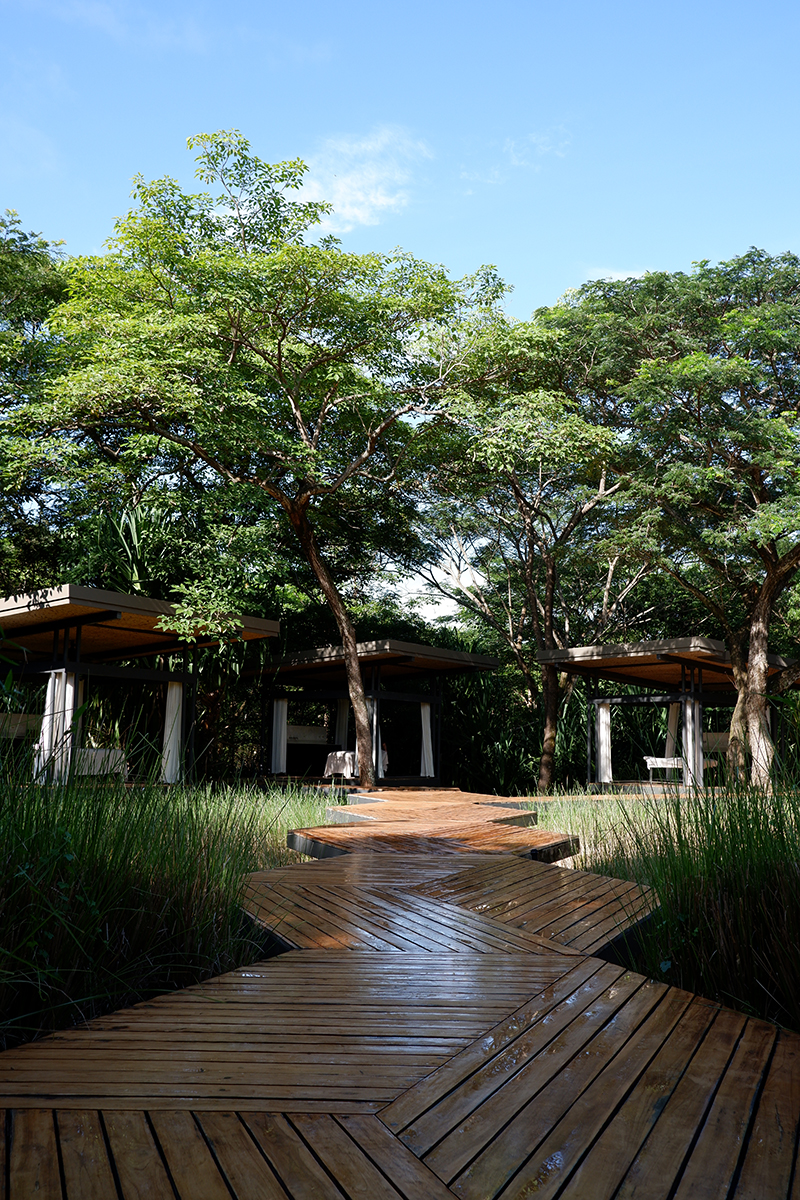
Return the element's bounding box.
[539,636,795,788]
[0,584,279,783]
[261,638,498,785]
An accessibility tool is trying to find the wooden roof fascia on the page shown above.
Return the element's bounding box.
[0,609,123,642]
[656,652,734,675]
[550,660,683,690]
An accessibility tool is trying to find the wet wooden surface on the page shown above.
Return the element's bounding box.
[1,802,799,1196]
[289,788,581,861]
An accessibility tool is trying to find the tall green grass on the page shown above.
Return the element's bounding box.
[538,787,800,1030]
[0,774,328,1049]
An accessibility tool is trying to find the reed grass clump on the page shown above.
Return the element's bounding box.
[0,773,327,1049]
[539,787,800,1030]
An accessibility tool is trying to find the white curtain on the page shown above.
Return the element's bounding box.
[271,698,288,774]
[335,699,349,749]
[420,702,435,776]
[665,702,681,780]
[596,701,612,784]
[161,682,184,784]
[34,671,76,782]
[364,699,384,778]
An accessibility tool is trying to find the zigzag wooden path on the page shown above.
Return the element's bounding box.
[1,796,799,1197]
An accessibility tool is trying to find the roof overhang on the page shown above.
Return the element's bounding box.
[269,638,498,684]
[0,585,279,663]
[538,636,793,692]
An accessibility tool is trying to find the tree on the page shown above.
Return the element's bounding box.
[11,131,504,784]
[0,211,67,592]
[422,323,650,791]
[539,251,800,787]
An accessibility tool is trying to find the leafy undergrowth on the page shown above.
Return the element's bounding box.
[0,777,328,1050]
[538,788,800,1031]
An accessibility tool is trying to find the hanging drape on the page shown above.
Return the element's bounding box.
[271,698,288,774]
[34,670,76,782]
[420,702,435,776]
[334,699,349,749]
[161,682,184,784]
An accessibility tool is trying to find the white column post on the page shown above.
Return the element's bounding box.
[596,701,612,784]
[420,702,435,776]
[161,682,184,784]
[271,698,288,774]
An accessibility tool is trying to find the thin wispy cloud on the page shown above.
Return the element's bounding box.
[504,126,571,168]
[16,0,209,52]
[301,127,433,232]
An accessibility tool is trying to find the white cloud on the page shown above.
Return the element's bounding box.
[504,126,571,168]
[301,126,433,233]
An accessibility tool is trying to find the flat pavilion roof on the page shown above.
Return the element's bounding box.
[270,638,498,684]
[0,585,279,663]
[538,636,794,692]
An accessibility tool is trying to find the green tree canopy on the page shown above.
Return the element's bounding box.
[9,131,506,783]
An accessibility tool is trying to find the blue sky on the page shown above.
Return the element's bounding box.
[3,0,800,319]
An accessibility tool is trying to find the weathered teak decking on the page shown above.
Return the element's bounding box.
[288,788,580,861]
[0,797,799,1196]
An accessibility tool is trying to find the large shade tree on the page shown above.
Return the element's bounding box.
[422,324,650,791]
[11,131,505,783]
[539,251,800,786]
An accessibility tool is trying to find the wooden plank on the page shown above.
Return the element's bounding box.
[0,1111,4,1200]
[558,996,719,1200]
[290,1112,404,1199]
[7,1109,62,1200]
[672,1018,778,1200]
[243,1112,346,1198]
[338,1114,456,1199]
[733,1032,800,1200]
[391,963,625,1153]
[439,978,666,1191]
[194,1112,288,1199]
[490,986,695,1200]
[381,959,606,1135]
[102,1111,175,1200]
[614,1008,748,1200]
[56,1110,118,1200]
[148,1110,232,1200]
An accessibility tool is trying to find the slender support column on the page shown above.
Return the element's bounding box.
[596,700,612,785]
[682,696,703,788]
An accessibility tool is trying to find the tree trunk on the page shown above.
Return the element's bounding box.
[745,592,775,791]
[537,662,559,793]
[726,637,749,781]
[287,502,374,786]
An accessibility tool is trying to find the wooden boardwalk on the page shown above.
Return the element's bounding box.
[1,794,799,1196]
[288,789,580,861]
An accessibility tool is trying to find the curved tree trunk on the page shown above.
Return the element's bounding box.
[746,593,775,791]
[537,662,559,793]
[726,638,749,781]
[287,501,374,786]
